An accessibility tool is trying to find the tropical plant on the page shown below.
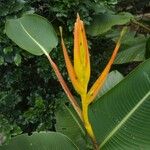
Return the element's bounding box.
[1,13,150,150]
[1,0,150,145]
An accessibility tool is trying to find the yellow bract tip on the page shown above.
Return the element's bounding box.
[77,13,80,20]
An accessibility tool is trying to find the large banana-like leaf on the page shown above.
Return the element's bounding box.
[89,59,150,149]
[0,132,78,150]
[5,14,58,56]
[55,102,91,149]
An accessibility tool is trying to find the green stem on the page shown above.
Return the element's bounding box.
[81,94,98,150]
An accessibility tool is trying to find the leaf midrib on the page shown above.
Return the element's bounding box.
[99,90,150,149]
[19,21,48,56]
[64,105,85,136]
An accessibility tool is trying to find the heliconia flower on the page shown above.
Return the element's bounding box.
[87,27,127,104]
[60,14,95,142]
[73,14,90,93]
[60,14,90,95]
[59,14,126,147]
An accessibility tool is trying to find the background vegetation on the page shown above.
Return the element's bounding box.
[0,0,149,145]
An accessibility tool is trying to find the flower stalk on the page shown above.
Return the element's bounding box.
[43,51,83,121]
[55,14,126,149]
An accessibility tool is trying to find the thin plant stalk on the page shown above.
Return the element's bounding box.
[44,51,83,121]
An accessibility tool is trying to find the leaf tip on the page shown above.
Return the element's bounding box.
[77,13,80,20]
[59,26,63,38]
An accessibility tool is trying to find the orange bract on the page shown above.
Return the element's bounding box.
[74,14,90,93]
[59,14,126,147]
[60,27,84,95]
[60,14,90,95]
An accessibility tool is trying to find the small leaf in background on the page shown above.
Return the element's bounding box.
[11,0,25,13]
[0,115,22,145]
[87,27,127,104]
[0,132,78,150]
[0,56,4,65]
[0,133,6,146]
[96,70,124,99]
[87,12,133,36]
[3,47,13,54]
[5,14,58,56]
[14,54,22,66]
[107,0,118,5]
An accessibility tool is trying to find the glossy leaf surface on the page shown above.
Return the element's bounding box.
[55,102,90,150]
[5,14,58,56]
[89,59,150,149]
[96,70,124,99]
[0,132,78,150]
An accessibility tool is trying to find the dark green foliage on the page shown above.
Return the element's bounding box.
[0,0,62,143]
[146,37,150,59]
[0,0,150,146]
[0,115,22,145]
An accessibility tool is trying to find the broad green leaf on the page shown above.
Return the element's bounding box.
[96,70,124,99]
[0,132,78,150]
[89,59,150,149]
[55,102,91,149]
[5,14,58,56]
[87,12,133,36]
[14,54,22,66]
